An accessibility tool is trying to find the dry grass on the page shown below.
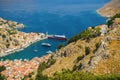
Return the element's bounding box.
[93,40,120,74]
[43,36,102,76]
[43,23,120,76]
[43,40,85,76]
[97,0,120,17]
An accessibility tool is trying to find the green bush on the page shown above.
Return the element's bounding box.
[46,59,56,68]
[73,63,82,71]
[106,13,120,26]
[57,44,64,50]
[88,56,95,65]
[36,73,49,80]
[0,66,6,72]
[6,44,10,48]
[2,34,6,38]
[85,47,90,55]
[53,70,97,80]
[52,70,120,80]
[0,66,6,80]
[0,74,6,80]
[35,66,120,80]
[73,65,78,71]
[35,62,48,80]
[67,28,101,44]
[76,55,84,63]
[94,42,101,52]
[77,63,82,70]
[35,59,56,80]
[95,43,100,50]
[7,29,17,35]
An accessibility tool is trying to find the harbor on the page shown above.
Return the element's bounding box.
[0,0,107,61]
[0,33,47,57]
[0,0,111,79]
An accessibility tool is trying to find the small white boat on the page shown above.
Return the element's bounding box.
[46,50,53,54]
[34,49,38,52]
[41,43,51,47]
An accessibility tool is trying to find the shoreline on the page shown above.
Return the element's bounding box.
[0,34,48,58]
[96,0,110,17]
[97,0,120,17]
[0,1,116,79]
[0,17,49,60]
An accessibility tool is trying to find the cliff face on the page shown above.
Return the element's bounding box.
[97,0,120,17]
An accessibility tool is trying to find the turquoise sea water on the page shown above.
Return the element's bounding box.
[0,0,109,60]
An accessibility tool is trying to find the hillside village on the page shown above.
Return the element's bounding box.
[0,18,47,57]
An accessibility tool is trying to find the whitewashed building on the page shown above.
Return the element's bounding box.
[101,25,108,36]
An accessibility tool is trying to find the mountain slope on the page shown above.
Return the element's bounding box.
[43,15,120,76]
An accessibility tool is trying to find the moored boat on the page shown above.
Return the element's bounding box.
[46,50,53,54]
[48,35,67,40]
[41,43,51,47]
[34,49,38,52]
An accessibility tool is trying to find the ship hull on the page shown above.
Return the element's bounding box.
[48,36,67,40]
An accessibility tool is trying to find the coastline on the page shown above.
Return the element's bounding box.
[0,0,111,60]
[0,34,48,58]
[0,17,48,58]
[96,0,110,17]
[0,1,116,80]
[97,0,120,17]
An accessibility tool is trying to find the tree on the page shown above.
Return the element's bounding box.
[35,62,49,80]
[0,66,6,80]
[106,13,120,26]
[0,74,6,80]
[76,55,84,63]
[94,42,100,52]
[73,65,78,71]
[36,73,48,80]
[57,44,64,50]
[0,66,6,72]
[85,47,90,55]
[67,28,101,44]
[46,59,56,68]
[2,34,6,38]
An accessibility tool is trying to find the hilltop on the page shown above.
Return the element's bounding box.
[97,0,120,17]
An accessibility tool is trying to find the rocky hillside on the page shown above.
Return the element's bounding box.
[97,0,120,17]
[43,15,120,76]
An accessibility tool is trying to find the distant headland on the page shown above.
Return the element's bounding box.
[97,0,120,17]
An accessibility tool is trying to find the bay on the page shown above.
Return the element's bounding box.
[0,0,109,60]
